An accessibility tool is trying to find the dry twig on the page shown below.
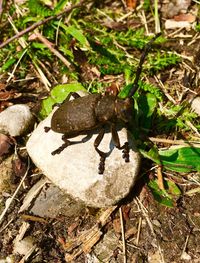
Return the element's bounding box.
[119,207,127,263]
[0,0,87,49]
[0,158,30,226]
[31,31,71,68]
[62,206,117,262]
[149,137,200,148]
[157,165,164,190]
[0,0,3,21]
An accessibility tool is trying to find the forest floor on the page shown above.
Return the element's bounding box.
[0,0,200,262]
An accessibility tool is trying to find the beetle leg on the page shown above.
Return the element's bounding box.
[111,123,130,163]
[51,142,70,155]
[44,126,51,133]
[51,135,79,155]
[94,128,107,174]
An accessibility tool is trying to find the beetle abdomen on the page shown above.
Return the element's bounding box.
[51,94,101,135]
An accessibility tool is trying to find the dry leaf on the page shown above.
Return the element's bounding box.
[105,83,119,96]
[67,222,79,237]
[113,218,121,234]
[0,83,21,102]
[0,133,14,157]
[126,0,137,9]
[122,205,131,221]
[174,13,196,22]
[12,157,27,179]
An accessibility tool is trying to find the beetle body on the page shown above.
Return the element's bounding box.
[51,93,133,137]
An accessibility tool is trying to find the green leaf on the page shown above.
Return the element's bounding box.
[138,92,157,131]
[140,145,161,165]
[40,97,55,119]
[59,46,74,58]
[50,83,86,102]
[23,16,40,24]
[28,0,53,17]
[55,23,90,49]
[32,42,47,49]
[159,146,200,172]
[118,83,132,99]
[167,180,181,196]
[148,179,175,207]
[39,83,86,118]
[54,0,69,13]
[1,57,16,71]
[124,67,132,85]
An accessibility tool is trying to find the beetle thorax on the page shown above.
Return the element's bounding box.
[95,95,117,122]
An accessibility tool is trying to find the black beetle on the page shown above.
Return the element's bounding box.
[45,33,161,174]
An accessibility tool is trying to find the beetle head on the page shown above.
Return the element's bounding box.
[115,98,134,123]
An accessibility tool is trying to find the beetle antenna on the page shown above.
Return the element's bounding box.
[128,32,162,98]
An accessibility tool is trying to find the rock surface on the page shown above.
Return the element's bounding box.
[30,184,84,218]
[0,104,35,136]
[26,108,141,207]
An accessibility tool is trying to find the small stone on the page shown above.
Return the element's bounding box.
[0,104,35,136]
[181,251,191,260]
[191,96,200,116]
[13,236,35,255]
[161,0,191,18]
[27,109,141,207]
[165,19,191,29]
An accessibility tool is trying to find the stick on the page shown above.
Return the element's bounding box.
[33,31,71,68]
[119,207,127,263]
[0,0,87,49]
[0,0,3,20]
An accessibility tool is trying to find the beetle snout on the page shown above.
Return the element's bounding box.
[116,98,134,123]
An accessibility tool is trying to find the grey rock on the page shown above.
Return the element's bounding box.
[91,229,119,262]
[30,184,84,218]
[26,109,141,207]
[0,104,35,136]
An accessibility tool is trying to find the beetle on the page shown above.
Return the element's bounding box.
[45,33,161,174]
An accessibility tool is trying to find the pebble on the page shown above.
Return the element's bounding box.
[0,104,35,137]
[191,96,200,116]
